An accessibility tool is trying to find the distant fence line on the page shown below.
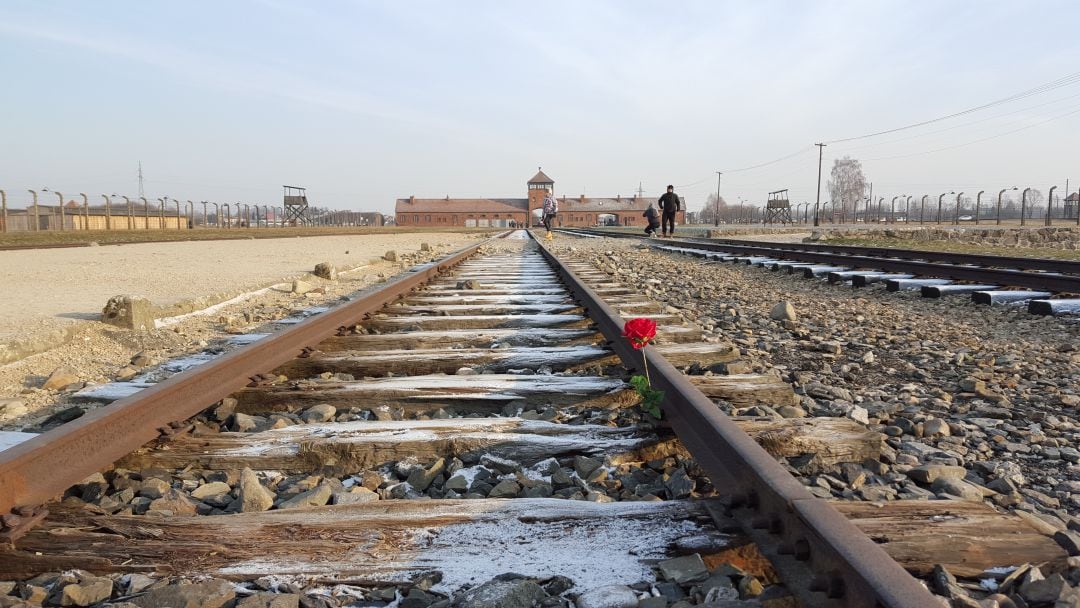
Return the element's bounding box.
[0,190,386,233]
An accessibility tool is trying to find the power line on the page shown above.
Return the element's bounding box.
[861,104,1080,162]
[825,70,1080,144]
[720,145,814,173]
[833,90,1080,153]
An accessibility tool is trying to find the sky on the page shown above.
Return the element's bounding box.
[1,1,1079,214]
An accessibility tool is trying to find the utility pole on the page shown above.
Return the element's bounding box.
[138,161,145,199]
[636,182,645,198]
[714,172,722,227]
[813,143,825,227]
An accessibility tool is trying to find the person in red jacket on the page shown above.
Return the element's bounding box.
[658,185,681,237]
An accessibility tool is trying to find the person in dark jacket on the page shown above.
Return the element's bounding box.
[658,185,680,237]
[642,203,660,236]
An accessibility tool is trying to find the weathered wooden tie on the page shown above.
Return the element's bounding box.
[118,418,657,472]
[831,500,1068,577]
[688,374,800,407]
[0,499,733,588]
[275,345,613,378]
[234,374,632,414]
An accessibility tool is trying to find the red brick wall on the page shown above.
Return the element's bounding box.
[395,212,528,227]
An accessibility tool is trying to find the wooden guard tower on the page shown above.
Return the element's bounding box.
[765,189,793,224]
[283,185,309,226]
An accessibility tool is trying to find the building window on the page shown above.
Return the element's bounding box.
[414,215,419,223]
[426,215,431,222]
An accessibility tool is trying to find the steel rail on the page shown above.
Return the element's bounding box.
[0,235,503,528]
[692,237,1080,275]
[561,229,1080,293]
[565,227,1080,274]
[535,234,937,608]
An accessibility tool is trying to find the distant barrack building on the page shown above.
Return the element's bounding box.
[394,169,684,228]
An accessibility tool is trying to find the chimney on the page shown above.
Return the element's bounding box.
[617,195,621,202]
[580,194,586,203]
[409,196,415,204]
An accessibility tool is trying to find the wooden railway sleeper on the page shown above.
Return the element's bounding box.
[0,505,49,545]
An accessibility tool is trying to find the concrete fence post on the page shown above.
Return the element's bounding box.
[101,195,112,230]
[29,190,39,231]
[139,197,149,230]
[1047,186,1058,227]
[224,203,231,228]
[0,189,7,233]
[122,196,133,230]
[157,198,166,230]
[1021,188,1031,226]
[80,193,88,230]
[53,191,65,231]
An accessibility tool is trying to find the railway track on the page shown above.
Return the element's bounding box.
[0,231,1066,607]
[562,228,1080,316]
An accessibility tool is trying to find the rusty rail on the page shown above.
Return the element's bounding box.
[535,233,937,608]
[0,236,500,531]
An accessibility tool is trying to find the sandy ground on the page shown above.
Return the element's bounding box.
[0,233,480,344]
[0,232,487,424]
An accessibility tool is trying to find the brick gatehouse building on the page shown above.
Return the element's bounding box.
[395,169,685,228]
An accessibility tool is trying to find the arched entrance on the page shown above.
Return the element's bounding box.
[596,213,617,227]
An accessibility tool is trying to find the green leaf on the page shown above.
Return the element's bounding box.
[629,375,664,419]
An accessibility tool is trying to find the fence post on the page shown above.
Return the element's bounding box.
[102,195,112,230]
[28,190,39,231]
[53,192,65,231]
[0,189,6,233]
[121,197,132,230]
[79,193,88,230]
[1047,186,1058,227]
[224,203,231,228]
[137,197,147,230]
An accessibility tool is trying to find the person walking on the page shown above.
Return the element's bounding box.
[658,185,681,237]
[541,189,559,238]
[642,202,661,237]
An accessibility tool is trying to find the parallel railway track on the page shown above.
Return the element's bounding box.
[562,228,1080,315]
[0,231,1066,607]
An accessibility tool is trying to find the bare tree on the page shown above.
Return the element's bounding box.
[826,157,868,219]
[1027,189,1044,219]
[698,194,727,224]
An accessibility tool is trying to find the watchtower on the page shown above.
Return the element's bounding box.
[765,189,793,224]
[527,168,554,223]
[283,185,309,226]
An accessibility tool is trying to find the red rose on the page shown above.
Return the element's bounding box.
[622,318,657,350]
